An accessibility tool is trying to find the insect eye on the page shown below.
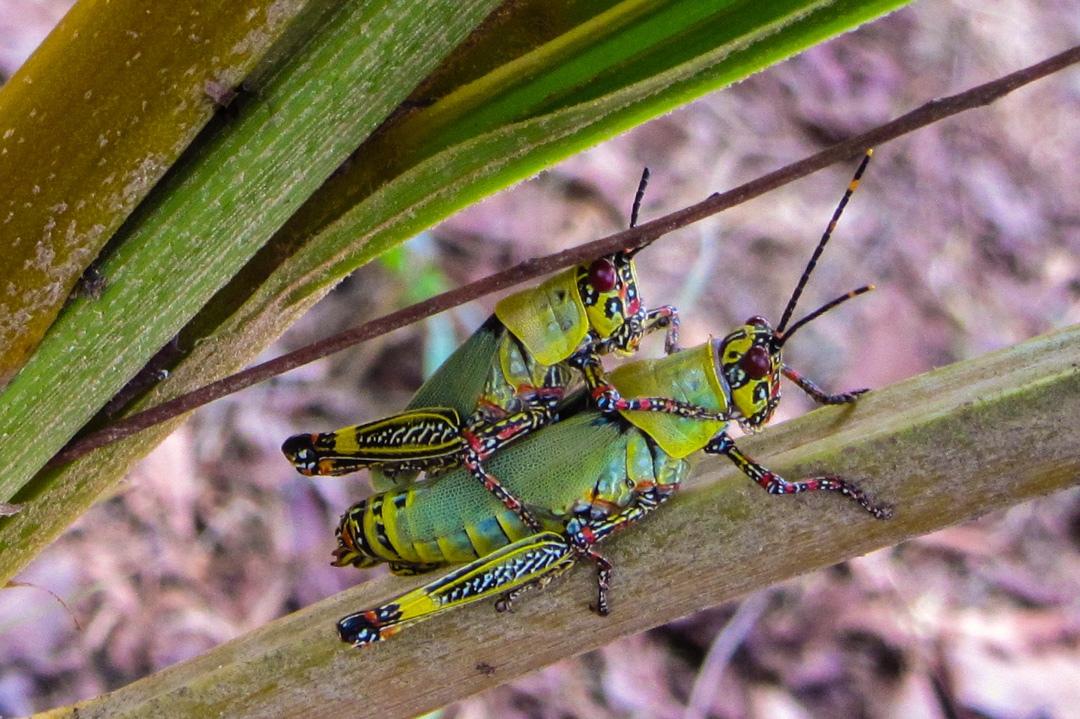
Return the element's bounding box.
[588,258,618,293]
[746,315,769,327]
[740,345,772,380]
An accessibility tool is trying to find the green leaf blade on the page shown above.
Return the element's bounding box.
[0,0,313,386]
[0,0,502,527]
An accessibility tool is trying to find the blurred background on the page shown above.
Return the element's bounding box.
[1,0,1079,716]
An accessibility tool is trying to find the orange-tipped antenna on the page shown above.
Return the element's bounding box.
[775,149,874,336]
[777,285,874,346]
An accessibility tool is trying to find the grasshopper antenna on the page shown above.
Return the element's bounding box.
[775,149,874,338]
[778,285,874,346]
[625,167,651,256]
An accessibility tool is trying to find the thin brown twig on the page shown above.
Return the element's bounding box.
[45,44,1080,470]
[5,581,82,631]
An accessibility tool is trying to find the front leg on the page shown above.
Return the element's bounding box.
[460,404,561,534]
[644,305,681,355]
[572,351,729,421]
[704,432,892,519]
[593,304,681,358]
[782,364,868,405]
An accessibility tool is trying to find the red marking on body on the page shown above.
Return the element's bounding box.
[475,398,510,419]
[496,422,528,440]
[461,429,484,453]
[590,498,625,513]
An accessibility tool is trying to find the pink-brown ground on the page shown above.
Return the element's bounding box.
[2,1,1079,717]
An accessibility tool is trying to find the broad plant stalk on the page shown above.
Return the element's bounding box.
[37,323,1080,719]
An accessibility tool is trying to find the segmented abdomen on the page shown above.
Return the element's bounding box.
[335,485,562,574]
[334,412,691,574]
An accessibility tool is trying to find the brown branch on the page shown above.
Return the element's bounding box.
[45,44,1080,470]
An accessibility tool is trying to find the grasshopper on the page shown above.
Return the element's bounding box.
[334,152,892,646]
[334,408,679,646]
[284,172,727,530]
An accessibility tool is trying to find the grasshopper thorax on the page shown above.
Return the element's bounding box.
[575,250,646,354]
[714,316,783,432]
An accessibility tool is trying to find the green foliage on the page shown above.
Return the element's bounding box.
[0,0,912,702]
[0,0,308,386]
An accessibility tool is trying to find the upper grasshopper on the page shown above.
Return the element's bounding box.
[283,171,718,530]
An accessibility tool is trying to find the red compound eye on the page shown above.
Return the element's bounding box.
[746,315,769,327]
[740,345,772,380]
[588,258,618,292]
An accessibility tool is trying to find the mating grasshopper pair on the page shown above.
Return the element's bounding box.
[284,152,890,647]
[283,170,692,531]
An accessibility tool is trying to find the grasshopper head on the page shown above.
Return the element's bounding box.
[714,316,783,432]
[574,168,660,355]
[576,251,646,353]
[713,282,872,433]
[713,283,876,433]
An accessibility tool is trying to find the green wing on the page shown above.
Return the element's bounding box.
[405,314,505,415]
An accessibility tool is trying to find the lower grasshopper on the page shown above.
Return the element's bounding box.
[328,405,703,646]
[334,153,892,646]
[334,326,890,646]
